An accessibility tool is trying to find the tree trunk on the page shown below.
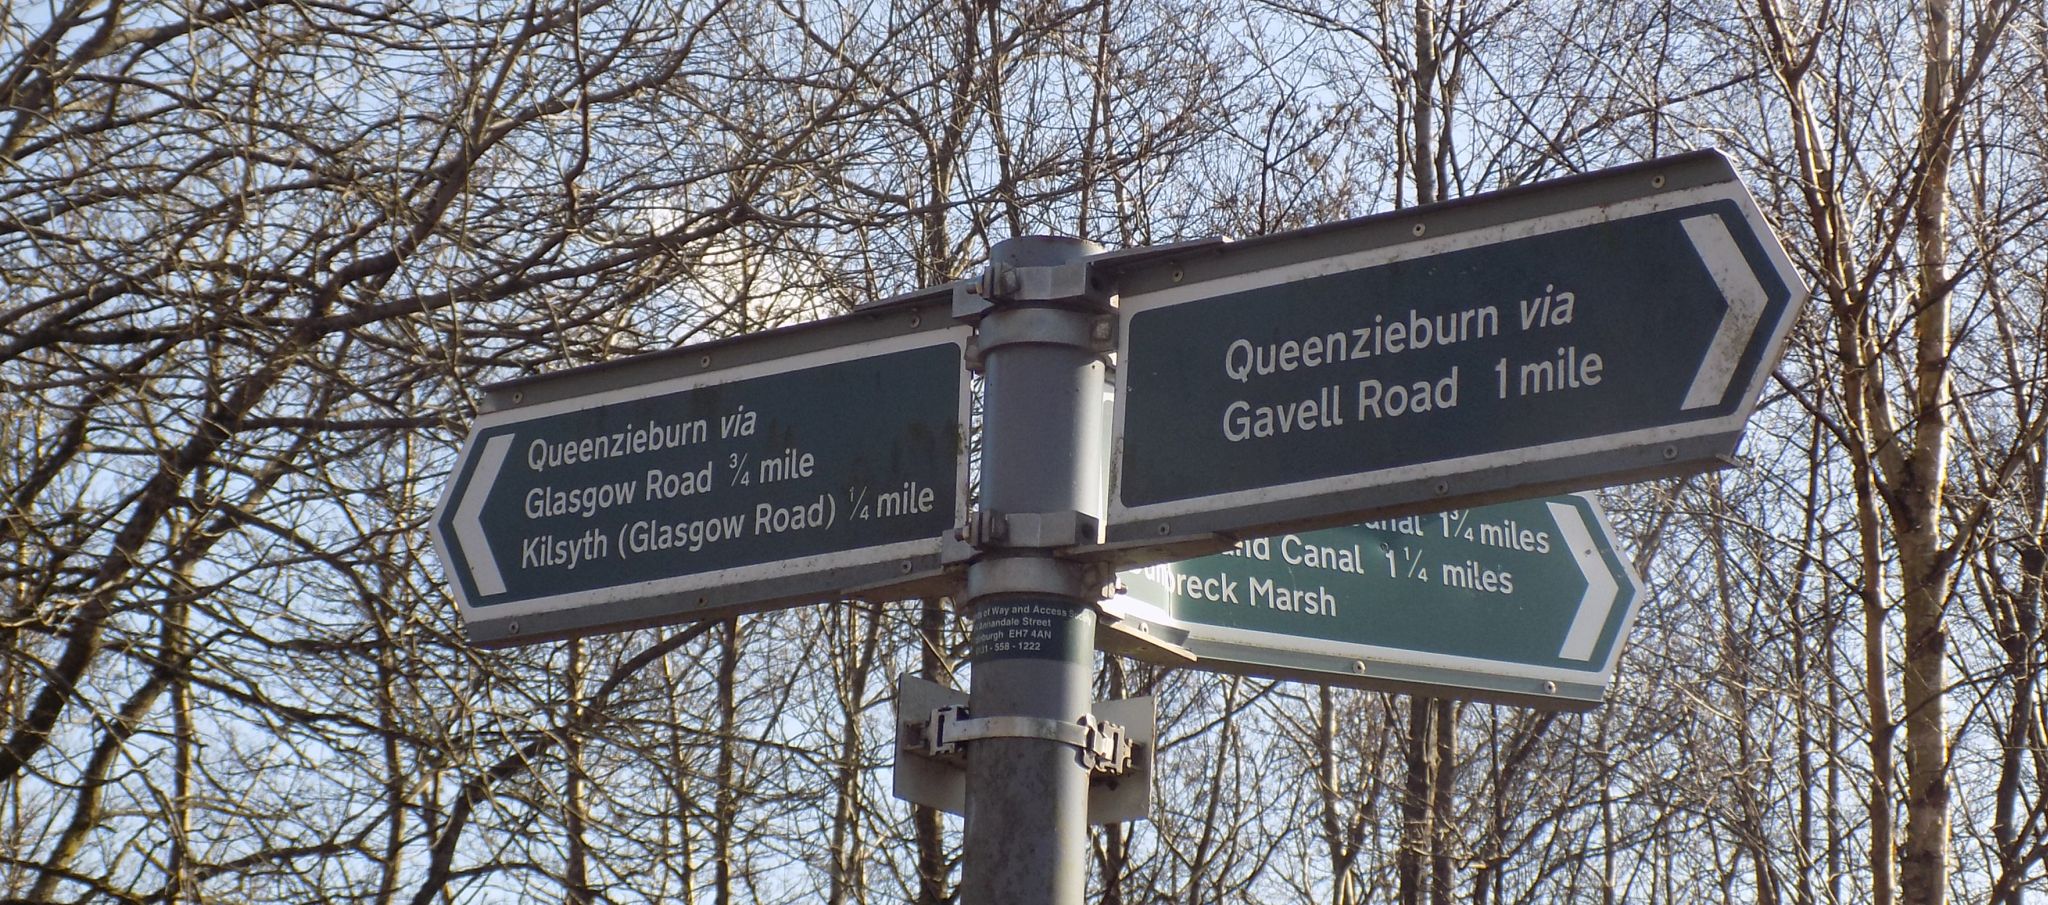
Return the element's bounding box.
[1898,2,1956,902]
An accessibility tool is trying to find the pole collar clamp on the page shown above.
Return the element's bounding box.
[917,705,1134,776]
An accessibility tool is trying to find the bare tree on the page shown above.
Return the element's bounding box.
[9,0,2048,902]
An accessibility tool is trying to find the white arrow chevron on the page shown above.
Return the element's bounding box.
[1679,214,1768,411]
[1550,501,1619,661]
[454,433,514,596]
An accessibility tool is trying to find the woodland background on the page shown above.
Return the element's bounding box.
[3,0,2045,902]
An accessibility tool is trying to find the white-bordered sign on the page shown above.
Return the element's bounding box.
[432,306,971,646]
[1107,151,1808,546]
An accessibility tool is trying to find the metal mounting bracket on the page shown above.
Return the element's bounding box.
[892,674,1155,824]
[955,508,1102,550]
[917,706,1133,776]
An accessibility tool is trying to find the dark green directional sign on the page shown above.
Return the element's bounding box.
[1106,151,1808,545]
[432,307,970,646]
[1108,494,1641,708]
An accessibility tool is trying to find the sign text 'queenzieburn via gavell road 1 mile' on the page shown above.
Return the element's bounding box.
[432,306,970,646]
[1107,151,1810,544]
[1107,494,1641,707]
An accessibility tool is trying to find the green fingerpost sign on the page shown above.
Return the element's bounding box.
[1110,494,1641,708]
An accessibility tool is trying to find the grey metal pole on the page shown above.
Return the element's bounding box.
[960,235,1109,905]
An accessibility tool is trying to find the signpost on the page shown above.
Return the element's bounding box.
[431,301,970,646]
[1106,494,1641,708]
[427,150,1809,905]
[1107,151,1808,545]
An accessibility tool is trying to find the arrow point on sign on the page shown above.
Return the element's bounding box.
[1679,214,1768,411]
[455,434,514,596]
[1550,501,1619,661]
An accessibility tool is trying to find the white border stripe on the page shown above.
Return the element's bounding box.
[456,434,514,595]
[472,328,969,430]
[1679,214,1767,410]
[1159,614,1609,682]
[1550,501,1616,660]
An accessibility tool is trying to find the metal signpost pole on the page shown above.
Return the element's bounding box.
[958,236,1109,905]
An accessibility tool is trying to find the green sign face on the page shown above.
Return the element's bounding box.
[1108,153,1808,545]
[432,323,969,646]
[1111,494,1641,707]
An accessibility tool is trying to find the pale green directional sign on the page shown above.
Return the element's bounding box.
[1107,494,1641,708]
[432,304,970,646]
[1106,151,1808,545]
